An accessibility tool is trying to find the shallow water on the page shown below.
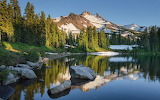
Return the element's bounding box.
[8,55,160,100]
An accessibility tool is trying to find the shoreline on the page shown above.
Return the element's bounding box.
[46,53,85,59]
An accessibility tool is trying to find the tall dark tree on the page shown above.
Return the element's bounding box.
[87,26,94,49]
[39,11,46,46]
[99,30,108,48]
[23,2,36,45]
[140,28,150,51]
[0,0,14,42]
[93,27,99,48]
[10,0,22,42]
[149,26,159,52]
[157,28,160,51]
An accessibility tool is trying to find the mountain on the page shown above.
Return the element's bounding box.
[52,11,146,34]
[122,24,146,32]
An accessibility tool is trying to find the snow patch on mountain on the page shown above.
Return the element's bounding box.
[83,14,110,28]
[123,24,146,32]
[60,23,78,33]
[53,17,61,22]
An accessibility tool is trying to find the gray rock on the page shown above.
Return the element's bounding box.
[26,61,39,68]
[39,79,45,82]
[8,67,37,79]
[16,64,31,69]
[70,65,96,80]
[20,68,37,79]
[0,65,6,69]
[2,73,19,85]
[0,98,3,100]
[49,80,71,94]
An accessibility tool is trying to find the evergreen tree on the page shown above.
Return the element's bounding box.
[10,0,22,42]
[0,0,14,42]
[93,27,98,49]
[78,29,87,51]
[39,11,46,46]
[45,15,52,47]
[118,33,121,45]
[99,30,107,48]
[87,26,94,49]
[140,28,150,51]
[157,28,160,51]
[149,26,159,52]
[23,2,36,45]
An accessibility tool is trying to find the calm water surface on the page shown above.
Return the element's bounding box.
[8,55,160,100]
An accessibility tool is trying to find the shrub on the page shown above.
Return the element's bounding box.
[0,69,9,83]
[24,50,40,62]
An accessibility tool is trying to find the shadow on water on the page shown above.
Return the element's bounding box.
[5,54,160,100]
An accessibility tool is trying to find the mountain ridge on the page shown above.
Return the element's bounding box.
[52,11,146,34]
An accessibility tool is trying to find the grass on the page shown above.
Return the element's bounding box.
[0,41,110,65]
[0,42,58,65]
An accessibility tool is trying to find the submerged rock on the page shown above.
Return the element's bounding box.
[48,80,71,94]
[2,73,19,85]
[70,65,96,80]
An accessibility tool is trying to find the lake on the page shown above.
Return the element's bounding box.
[8,55,160,100]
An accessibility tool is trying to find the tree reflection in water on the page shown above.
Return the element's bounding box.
[8,55,160,100]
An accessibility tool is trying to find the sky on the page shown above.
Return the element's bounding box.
[18,0,160,26]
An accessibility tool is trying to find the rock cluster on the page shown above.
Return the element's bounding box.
[0,57,48,85]
[48,65,96,99]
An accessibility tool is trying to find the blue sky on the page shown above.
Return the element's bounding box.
[18,0,160,26]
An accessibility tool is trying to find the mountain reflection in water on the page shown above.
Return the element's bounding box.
[8,55,160,100]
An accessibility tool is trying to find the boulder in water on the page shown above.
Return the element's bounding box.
[70,65,96,80]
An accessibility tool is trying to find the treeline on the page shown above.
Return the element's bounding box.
[138,26,160,52]
[77,27,109,51]
[0,0,110,52]
[109,33,136,45]
[0,0,66,48]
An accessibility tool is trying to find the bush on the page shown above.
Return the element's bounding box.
[24,50,40,62]
[0,48,18,66]
[0,69,9,83]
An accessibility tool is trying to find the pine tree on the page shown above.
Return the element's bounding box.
[78,29,87,51]
[157,28,160,51]
[39,11,46,46]
[93,27,98,49]
[45,15,52,47]
[140,28,150,51]
[10,0,22,42]
[110,33,117,44]
[23,2,36,45]
[0,0,14,42]
[10,0,21,24]
[118,33,121,45]
[149,26,159,52]
[87,26,94,50]
[99,30,107,48]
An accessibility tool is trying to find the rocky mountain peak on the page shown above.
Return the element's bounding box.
[69,13,76,16]
[81,11,92,16]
